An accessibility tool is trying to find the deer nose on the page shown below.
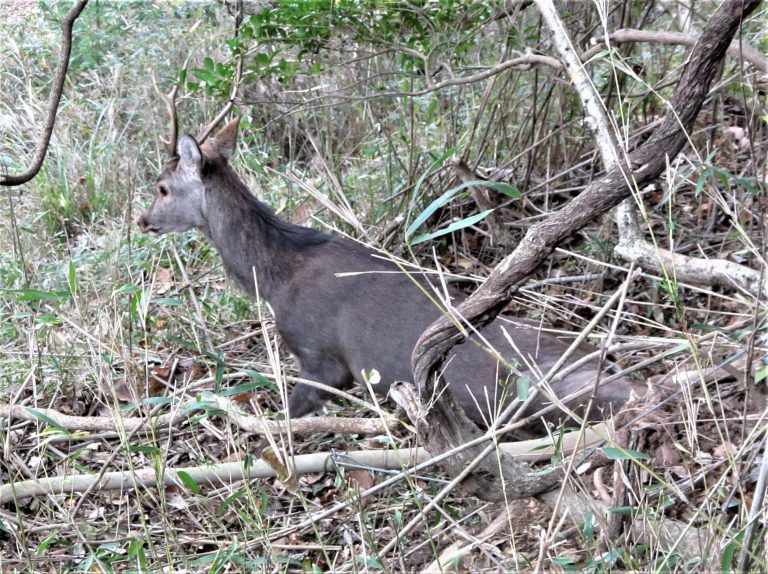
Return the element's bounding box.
[137,214,156,234]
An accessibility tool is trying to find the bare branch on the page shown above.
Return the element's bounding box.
[0,399,395,437]
[238,53,563,113]
[0,0,88,187]
[486,0,534,24]
[582,28,768,73]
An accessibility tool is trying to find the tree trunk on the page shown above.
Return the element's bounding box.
[410,0,762,501]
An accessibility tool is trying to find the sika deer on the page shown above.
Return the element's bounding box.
[138,118,643,429]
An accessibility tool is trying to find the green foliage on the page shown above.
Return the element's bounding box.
[189,1,500,97]
[38,1,215,76]
[407,178,520,244]
[39,1,162,74]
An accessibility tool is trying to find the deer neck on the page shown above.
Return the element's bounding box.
[202,170,328,301]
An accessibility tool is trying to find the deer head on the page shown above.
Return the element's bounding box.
[137,119,240,236]
[138,76,240,236]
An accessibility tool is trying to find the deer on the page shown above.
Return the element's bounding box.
[137,110,644,431]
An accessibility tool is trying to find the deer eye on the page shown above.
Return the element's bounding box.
[158,185,169,197]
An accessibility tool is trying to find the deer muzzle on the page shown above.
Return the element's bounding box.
[137,213,159,235]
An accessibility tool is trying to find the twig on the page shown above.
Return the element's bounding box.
[196,0,245,143]
[737,430,768,571]
[171,243,214,353]
[419,503,518,573]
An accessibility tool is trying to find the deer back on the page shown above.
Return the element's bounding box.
[139,118,643,429]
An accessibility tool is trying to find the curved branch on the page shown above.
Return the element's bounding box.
[0,0,88,187]
[410,0,762,500]
[0,399,395,437]
[544,1,768,299]
[238,53,563,112]
[581,28,768,73]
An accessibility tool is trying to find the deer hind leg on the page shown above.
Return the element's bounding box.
[287,358,354,418]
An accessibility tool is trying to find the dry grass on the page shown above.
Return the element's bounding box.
[1,2,766,572]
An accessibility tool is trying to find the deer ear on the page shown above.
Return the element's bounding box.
[178,135,202,174]
[211,117,240,160]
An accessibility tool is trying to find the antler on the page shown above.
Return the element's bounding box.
[151,71,179,158]
[196,100,234,144]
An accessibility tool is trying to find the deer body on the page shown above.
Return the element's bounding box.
[139,119,642,427]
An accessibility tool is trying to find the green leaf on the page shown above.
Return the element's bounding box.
[694,166,709,198]
[425,97,438,124]
[407,145,462,208]
[218,379,276,396]
[26,408,69,433]
[411,209,495,245]
[128,445,161,455]
[36,533,63,556]
[13,288,70,303]
[176,470,201,494]
[68,260,77,296]
[602,447,651,460]
[583,510,595,540]
[607,505,636,515]
[215,352,225,390]
[193,69,216,84]
[584,49,614,63]
[241,369,273,383]
[516,375,530,400]
[355,555,384,569]
[720,535,742,573]
[406,180,519,238]
[154,297,182,306]
[141,396,174,406]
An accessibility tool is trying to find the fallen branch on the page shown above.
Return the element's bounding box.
[613,216,768,299]
[0,398,612,462]
[0,422,615,506]
[0,447,424,506]
[0,399,396,437]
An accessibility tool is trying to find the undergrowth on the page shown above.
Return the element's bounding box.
[1,1,766,572]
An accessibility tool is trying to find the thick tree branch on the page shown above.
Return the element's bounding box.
[581,28,768,73]
[0,0,88,187]
[542,1,768,300]
[410,0,762,500]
